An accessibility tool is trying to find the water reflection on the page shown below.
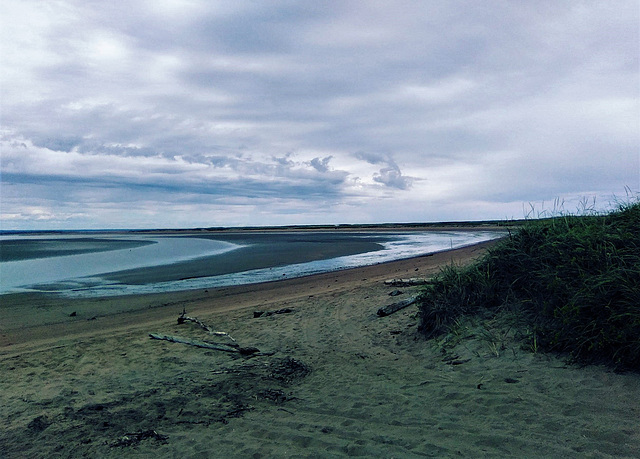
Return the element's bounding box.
[0,236,240,293]
[1,231,505,297]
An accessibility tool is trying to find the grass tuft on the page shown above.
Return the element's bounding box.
[418,198,640,370]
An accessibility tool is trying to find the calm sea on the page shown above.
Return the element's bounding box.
[0,230,504,297]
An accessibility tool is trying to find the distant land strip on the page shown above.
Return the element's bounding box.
[0,220,523,236]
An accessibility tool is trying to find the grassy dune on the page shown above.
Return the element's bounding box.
[418,200,640,370]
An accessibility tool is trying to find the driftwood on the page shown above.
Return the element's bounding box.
[384,278,433,287]
[152,309,276,356]
[178,309,236,342]
[149,333,240,352]
[377,296,419,317]
[149,333,272,356]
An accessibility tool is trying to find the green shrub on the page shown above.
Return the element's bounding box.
[418,200,640,370]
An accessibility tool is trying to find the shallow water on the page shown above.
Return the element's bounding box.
[0,231,504,297]
[0,235,240,293]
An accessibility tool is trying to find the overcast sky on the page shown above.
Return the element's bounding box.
[1,1,638,230]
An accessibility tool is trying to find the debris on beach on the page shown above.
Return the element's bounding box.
[149,333,271,356]
[384,278,434,286]
[149,333,239,352]
[151,309,274,356]
[377,296,419,317]
[267,357,311,384]
[178,308,236,342]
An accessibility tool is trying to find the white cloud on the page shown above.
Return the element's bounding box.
[1,0,637,229]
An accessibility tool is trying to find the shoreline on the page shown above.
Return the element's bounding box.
[0,240,498,353]
[1,228,505,297]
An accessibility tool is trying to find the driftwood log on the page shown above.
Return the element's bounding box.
[178,309,236,342]
[149,333,240,352]
[384,278,433,287]
[377,296,419,317]
[149,333,272,356]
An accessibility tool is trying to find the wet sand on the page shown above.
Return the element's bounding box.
[103,234,385,285]
[1,240,639,457]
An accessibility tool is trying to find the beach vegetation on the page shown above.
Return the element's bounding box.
[418,197,640,370]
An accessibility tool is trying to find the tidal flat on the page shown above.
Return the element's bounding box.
[1,229,503,297]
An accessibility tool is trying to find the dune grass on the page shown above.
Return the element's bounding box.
[418,199,640,370]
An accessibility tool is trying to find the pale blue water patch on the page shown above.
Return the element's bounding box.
[0,235,241,293]
[61,231,504,298]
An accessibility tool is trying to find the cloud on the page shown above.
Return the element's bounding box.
[310,156,332,173]
[354,151,416,190]
[354,151,387,166]
[373,165,413,191]
[0,0,637,229]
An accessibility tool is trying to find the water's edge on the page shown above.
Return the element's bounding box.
[0,231,505,298]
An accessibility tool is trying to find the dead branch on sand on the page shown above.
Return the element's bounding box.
[149,333,272,356]
[377,296,418,317]
[178,308,236,342]
[384,278,434,287]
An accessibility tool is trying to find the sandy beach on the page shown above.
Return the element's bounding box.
[1,240,639,458]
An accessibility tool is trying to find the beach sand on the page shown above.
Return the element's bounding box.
[1,240,639,458]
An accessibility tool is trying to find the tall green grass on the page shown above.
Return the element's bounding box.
[418,199,640,370]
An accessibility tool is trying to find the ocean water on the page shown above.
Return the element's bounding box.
[0,234,240,294]
[0,230,504,297]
